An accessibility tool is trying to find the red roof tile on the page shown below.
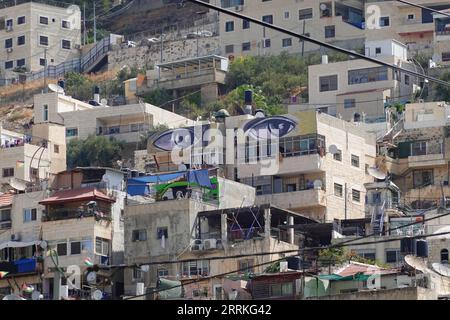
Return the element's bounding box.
[0,193,13,208]
[39,187,114,205]
[336,262,397,277]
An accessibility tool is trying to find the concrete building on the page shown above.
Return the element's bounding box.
[0,122,66,192]
[32,92,194,145]
[365,0,450,58]
[140,55,229,107]
[290,39,417,123]
[218,0,366,57]
[0,1,81,78]
[432,9,450,66]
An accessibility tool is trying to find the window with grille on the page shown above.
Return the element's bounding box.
[334,183,343,197]
[351,154,360,167]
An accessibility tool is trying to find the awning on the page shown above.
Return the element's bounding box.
[0,240,41,250]
[39,187,114,205]
[0,193,13,208]
[319,273,370,281]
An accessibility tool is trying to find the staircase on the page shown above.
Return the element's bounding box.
[379,119,404,145]
[80,37,112,73]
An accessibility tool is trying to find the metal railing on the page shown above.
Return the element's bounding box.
[42,209,112,222]
[97,124,150,136]
[81,37,111,72]
[0,0,72,10]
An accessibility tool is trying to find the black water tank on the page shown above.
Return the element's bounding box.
[416,239,428,257]
[287,256,302,270]
[400,238,416,254]
[58,79,65,89]
[244,90,253,105]
[94,85,100,94]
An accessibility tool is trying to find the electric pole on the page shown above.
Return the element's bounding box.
[43,48,47,93]
[93,1,97,44]
[83,2,86,45]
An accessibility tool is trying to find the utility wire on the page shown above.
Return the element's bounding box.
[395,0,450,17]
[186,0,450,87]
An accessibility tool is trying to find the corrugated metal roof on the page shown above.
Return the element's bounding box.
[0,193,13,208]
[39,187,114,205]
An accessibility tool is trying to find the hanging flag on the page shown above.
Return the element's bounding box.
[0,271,9,278]
[84,257,94,267]
[16,160,24,168]
[22,283,34,293]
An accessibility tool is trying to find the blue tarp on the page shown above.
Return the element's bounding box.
[127,172,185,196]
[187,169,212,189]
[14,258,36,274]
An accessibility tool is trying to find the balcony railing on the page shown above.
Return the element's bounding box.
[97,124,150,136]
[42,209,111,222]
[0,220,12,230]
[436,30,450,36]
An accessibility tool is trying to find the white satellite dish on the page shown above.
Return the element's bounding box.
[140,265,150,272]
[87,271,97,284]
[320,3,327,10]
[92,290,103,300]
[31,290,41,301]
[367,167,387,180]
[313,180,323,190]
[2,294,26,300]
[100,98,108,106]
[432,263,450,277]
[48,83,65,94]
[328,144,339,155]
[178,163,187,171]
[40,240,48,249]
[9,178,26,191]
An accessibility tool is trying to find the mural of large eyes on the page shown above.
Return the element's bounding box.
[152,125,211,151]
[244,116,297,140]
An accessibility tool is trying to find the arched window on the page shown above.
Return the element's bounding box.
[441,249,449,263]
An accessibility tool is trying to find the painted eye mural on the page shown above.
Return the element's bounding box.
[152,125,210,151]
[243,116,297,140]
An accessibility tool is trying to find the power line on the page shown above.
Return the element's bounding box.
[186,0,450,87]
[395,0,450,17]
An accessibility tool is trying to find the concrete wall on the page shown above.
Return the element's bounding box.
[307,286,437,300]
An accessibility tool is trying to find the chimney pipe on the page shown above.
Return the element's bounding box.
[244,90,253,115]
[94,86,100,104]
[321,55,328,64]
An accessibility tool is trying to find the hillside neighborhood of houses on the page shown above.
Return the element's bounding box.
[0,0,450,302]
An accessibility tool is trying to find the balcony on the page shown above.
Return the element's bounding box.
[397,22,434,35]
[0,220,12,230]
[96,124,150,143]
[42,209,111,222]
[255,189,326,209]
[408,145,445,168]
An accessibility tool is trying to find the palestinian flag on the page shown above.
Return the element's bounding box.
[0,271,8,278]
[22,283,34,293]
[84,257,93,267]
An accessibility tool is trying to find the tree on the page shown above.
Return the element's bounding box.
[144,88,174,106]
[64,72,94,101]
[434,72,450,102]
[67,135,124,169]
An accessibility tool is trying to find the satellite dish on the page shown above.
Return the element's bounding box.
[320,3,327,10]
[178,163,187,171]
[328,144,339,155]
[432,263,450,277]
[2,294,26,300]
[40,240,48,249]
[367,167,387,180]
[48,83,65,94]
[100,98,108,106]
[87,271,97,284]
[140,265,150,272]
[31,290,41,300]
[9,178,26,191]
[92,290,103,300]
[313,180,323,189]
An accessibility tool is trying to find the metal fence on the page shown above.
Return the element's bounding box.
[0,0,72,10]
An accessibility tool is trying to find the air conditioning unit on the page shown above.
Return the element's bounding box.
[203,238,217,250]
[234,5,243,12]
[191,239,204,251]
[74,44,81,49]
[6,47,13,53]
[11,233,21,241]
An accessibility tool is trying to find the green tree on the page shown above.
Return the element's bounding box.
[434,72,450,102]
[64,72,94,101]
[144,88,174,106]
[67,135,124,169]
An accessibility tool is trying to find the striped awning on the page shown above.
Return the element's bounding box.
[0,193,13,208]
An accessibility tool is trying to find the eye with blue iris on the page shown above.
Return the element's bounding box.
[244,116,297,140]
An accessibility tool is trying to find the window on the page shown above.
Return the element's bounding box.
[2,168,14,178]
[269,282,293,297]
[5,38,12,48]
[6,19,12,28]
[359,251,376,261]
[70,241,81,255]
[5,61,13,69]
[18,16,26,25]
[225,21,234,32]
[348,67,388,85]
[411,141,426,156]
[351,154,360,167]
[0,209,11,222]
[95,237,109,256]
[182,260,210,276]
[16,59,25,67]
[324,25,335,38]
[263,38,271,48]
[157,227,168,239]
[40,58,46,66]
[57,242,67,256]
[443,52,450,62]
[284,11,290,19]
[225,44,234,54]
[132,229,147,242]
[319,75,338,92]
[54,144,59,154]
[17,35,25,46]
[413,169,433,188]
[334,183,343,197]
[299,8,313,20]
[405,74,410,85]
[81,238,93,253]
[352,189,361,202]
[344,99,356,109]
[66,128,78,137]
[43,105,49,122]
[375,47,381,54]
[333,149,342,161]
[39,36,49,46]
[282,38,292,47]
[31,168,38,179]
[379,16,390,27]
[238,259,254,273]
[130,123,144,132]
[158,268,169,277]
[39,16,49,25]
[262,15,273,24]
[242,19,250,29]
[386,250,400,263]
[133,267,143,280]
[61,20,71,29]
[441,249,449,263]
[242,42,251,51]
[23,209,37,222]
[62,40,71,50]
[407,14,414,20]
